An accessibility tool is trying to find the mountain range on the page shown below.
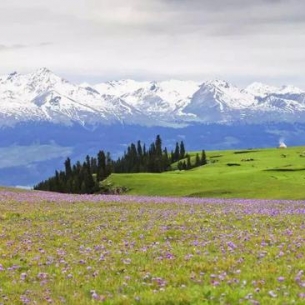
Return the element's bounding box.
[1,68,305,187]
[1,67,305,127]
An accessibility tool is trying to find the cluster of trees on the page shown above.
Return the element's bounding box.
[113,135,186,173]
[177,150,207,170]
[34,135,207,194]
[34,151,112,194]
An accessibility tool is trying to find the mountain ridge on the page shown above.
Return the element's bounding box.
[1,68,305,128]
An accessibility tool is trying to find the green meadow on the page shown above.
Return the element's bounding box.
[103,146,305,199]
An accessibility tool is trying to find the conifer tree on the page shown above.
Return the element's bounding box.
[137,140,143,157]
[64,158,72,178]
[105,152,112,177]
[97,150,106,181]
[170,150,175,163]
[195,153,201,167]
[180,141,185,159]
[174,142,180,162]
[178,161,183,171]
[155,135,163,172]
[186,155,191,169]
[201,150,207,165]
[163,147,170,171]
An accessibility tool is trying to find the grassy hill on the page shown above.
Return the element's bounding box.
[102,146,305,199]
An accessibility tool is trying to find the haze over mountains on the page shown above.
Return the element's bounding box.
[1,68,305,128]
[1,68,305,187]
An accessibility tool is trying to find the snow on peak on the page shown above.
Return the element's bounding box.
[93,79,200,112]
[245,82,280,97]
[36,67,53,74]
[30,68,67,85]
[94,79,151,96]
[279,85,304,95]
[80,82,91,88]
[198,79,255,108]
[204,79,232,88]
[0,71,19,83]
[245,82,304,97]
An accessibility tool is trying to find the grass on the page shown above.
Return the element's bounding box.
[103,146,305,199]
[1,190,305,304]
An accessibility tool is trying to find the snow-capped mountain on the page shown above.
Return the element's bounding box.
[1,68,305,128]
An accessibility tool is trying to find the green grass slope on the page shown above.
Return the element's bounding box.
[103,146,305,199]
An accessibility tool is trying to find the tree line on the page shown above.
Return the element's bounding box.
[34,135,207,194]
[34,151,112,194]
[113,135,187,173]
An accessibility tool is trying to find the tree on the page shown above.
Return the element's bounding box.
[137,140,143,158]
[186,155,191,170]
[82,163,95,193]
[170,150,175,163]
[201,150,207,165]
[97,150,106,181]
[64,158,72,178]
[195,153,201,167]
[177,161,183,171]
[105,152,112,177]
[90,157,97,173]
[154,135,163,172]
[174,142,180,162]
[163,147,170,171]
[180,141,185,159]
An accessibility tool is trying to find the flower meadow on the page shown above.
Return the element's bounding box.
[1,190,305,304]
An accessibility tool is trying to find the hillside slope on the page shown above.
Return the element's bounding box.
[103,146,305,199]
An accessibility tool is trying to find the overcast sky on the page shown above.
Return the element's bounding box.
[1,0,305,88]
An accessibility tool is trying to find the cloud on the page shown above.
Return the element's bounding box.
[0,0,305,89]
[0,44,27,50]
[0,42,52,52]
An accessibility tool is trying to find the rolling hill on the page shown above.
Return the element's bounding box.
[102,146,305,199]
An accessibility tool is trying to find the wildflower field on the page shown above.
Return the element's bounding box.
[1,190,305,304]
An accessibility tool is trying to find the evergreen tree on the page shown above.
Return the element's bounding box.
[155,135,162,156]
[97,150,106,181]
[201,150,207,165]
[155,135,163,172]
[180,141,185,159]
[105,152,112,177]
[137,140,143,158]
[82,162,95,193]
[85,155,91,171]
[90,157,97,174]
[195,153,201,167]
[177,161,183,171]
[130,143,138,172]
[163,147,170,171]
[143,144,147,156]
[64,158,72,178]
[174,142,180,162]
[170,150,175,163]
[186,155,192,170]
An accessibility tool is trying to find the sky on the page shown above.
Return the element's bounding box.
[1,0,305,88]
